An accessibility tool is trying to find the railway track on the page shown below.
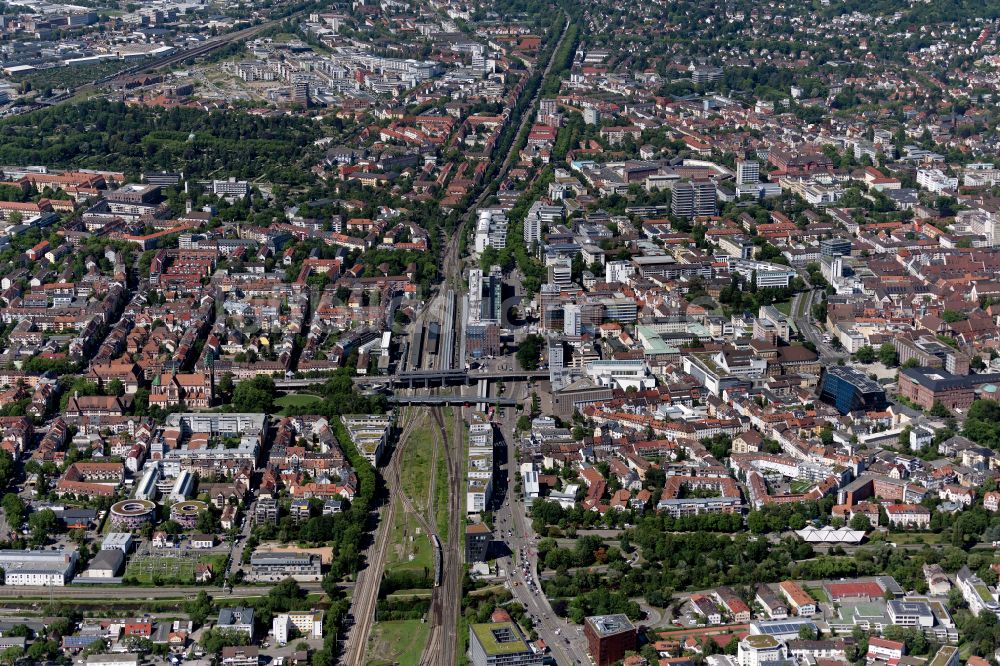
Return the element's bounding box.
[419,404,463,666]
[35,12,308,109]
[340,408,417,665]
[346,15,571,664]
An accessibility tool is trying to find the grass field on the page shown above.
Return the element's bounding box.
[806,587,829,603]
[400,415,436,515]
[365,619,429,666]
[385,496,435,576]
[884,531,945,545]
[434,433,450,543]
[275,393,324,415]
[387,589,433,600]
[789,480,814,494]
[774,300,793,315]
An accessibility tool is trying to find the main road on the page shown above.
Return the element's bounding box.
[0,582,327,599]
[493,381,592,666]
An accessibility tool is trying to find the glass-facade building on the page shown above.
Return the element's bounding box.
[819,366,888,414]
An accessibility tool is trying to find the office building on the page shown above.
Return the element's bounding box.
[691,65,723,84]
[468,622,542,666]
[886,600,935,629]
[468,267,503,326]
[738,635,787,666]
[736,160,760,185]
[209,178,251,200]
[465,523,491,562]
[248,551,322,582]
[0,549,78,586]
[898,367,1000,411]
[820,237,852,258]
[916,168,958,194]
[893,337,969,376]
[564,303,582,336]
[101,533,134,553]
[818,366,888,415]
[729,258,797,288]
[524,201,562,247]
[547,257,572,286]
[671,180,717,219]
[292,80,310,106]
[584,615,636,666]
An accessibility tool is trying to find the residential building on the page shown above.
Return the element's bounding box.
[779,581,816,616]
[217,608,255,639]
[884,504,931,529]
[755,585,789,620]
[272,611,323,644]
[957,566,1000,618]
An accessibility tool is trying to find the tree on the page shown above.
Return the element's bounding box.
[798,624,819,640]
[184,591,215,626]
[3,625,31,639]
[232,375,276,413]
[199,629,250,654]
[0,646,23,665]
[930,401,951,418]
[516,415,531,432]
[195,510,221,534]
[849,514,871,531]
[107,378,125,397]
[516,334,544,371]
[878,342,898,367]
[1,493,25,526]
[747,511,767,534]
[0,451,13,492]
[853,346,876,364]
[28,508,58,545]
[218,372,235,398]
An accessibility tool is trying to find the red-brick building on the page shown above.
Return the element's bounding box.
[584,614,636,666]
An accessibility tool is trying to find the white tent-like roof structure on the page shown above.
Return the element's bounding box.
[794,526,866,543]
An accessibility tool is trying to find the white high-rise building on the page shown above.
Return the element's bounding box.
[474,209,508,255]
[564,304,582,336]
[524,214,541,247]
[524,201,562,247]
[605,260,635,284]
[736,160,760,185]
